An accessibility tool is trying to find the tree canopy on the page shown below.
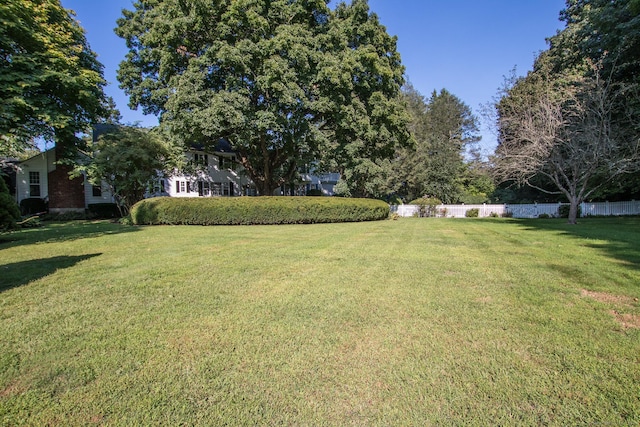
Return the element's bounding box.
[116,0,409,196]
[0,0,111,158]
[386,85,481,203]
[492,0,640,224]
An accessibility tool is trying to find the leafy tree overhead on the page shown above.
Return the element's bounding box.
[0,0,112,158]
[116,0,409,196]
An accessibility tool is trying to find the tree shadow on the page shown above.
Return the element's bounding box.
[512,217,640,271]
[1,253,102,292]
[0,220,140,250]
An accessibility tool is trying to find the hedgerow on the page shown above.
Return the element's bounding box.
[130,197,389,225]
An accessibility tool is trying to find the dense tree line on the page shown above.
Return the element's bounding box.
[492,0,640,223]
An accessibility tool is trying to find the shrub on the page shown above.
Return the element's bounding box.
[558,204,581,218]
[538,213,551,219]
[408,197,442,217]
[88,203,121,219]
[1,179,21,230]
[489,212,499,218]
[305,189,323,196]
[465,208,480,218]
[19,197,47,215]
[130,196,390,226]
[502,211,513,218]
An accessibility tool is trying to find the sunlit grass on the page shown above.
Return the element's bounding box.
[1,218,639,425]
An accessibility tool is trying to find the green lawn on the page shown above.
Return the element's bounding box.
[1,218,639,425]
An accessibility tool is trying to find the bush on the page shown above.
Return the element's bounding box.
[558,204,581,218]
[538,213,551,219]
[408,197,442,217]
[465,208,479,218]
[1,179,21,231]
[87,203,121,219]
[19,197,47,215]
[130,196,390,226]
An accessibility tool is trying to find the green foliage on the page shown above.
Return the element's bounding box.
[0,0,112,157]
[408,196,442,217]
[0,177,20,230]
[305,189,323,196]
[464,208,480,218]
[559,204,581,219]
[465,208,480,218]
[130,196,389,225]
[19,197,46,215]
[75,126,176,216]
[115,0,409,197]
[386,85,481,203]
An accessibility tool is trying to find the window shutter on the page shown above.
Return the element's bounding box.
[176,181,180,193]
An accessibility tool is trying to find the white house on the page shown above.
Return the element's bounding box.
[153,140,338,198]
[15,147,115,213]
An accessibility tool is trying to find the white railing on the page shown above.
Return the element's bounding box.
[391,200,640,218]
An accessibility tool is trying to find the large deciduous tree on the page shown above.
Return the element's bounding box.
[494,58,640,224]
[491,0,640,223]
[0,0,111,158]
[316,0,410,198]
[115,0,409,196]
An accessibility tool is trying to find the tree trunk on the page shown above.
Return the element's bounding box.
[568,198,579,225]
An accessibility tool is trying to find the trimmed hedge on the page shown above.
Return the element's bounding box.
[130,196,390,225]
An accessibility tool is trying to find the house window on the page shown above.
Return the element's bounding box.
[92,185,102,197]
[219,156,236,171]
[180,181,186,193]
[29,171,41,197]
[212,182,222,196]
[222,182,233,196]
[194,153,209,166]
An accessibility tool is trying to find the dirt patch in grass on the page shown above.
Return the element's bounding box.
[580,289,637,306]
[609,310,640,329]
[581,289,640,329]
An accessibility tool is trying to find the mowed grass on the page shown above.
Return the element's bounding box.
[1,218,639,425]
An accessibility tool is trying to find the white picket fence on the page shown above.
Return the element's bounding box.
[391,200,640,218]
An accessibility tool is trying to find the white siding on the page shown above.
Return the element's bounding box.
[15,151,52,204]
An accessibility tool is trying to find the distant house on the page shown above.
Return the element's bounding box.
[15,147,114,213]
[12,126,338,213]
[153,139,338,198]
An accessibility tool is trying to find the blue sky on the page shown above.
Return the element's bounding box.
[61,0,566,154]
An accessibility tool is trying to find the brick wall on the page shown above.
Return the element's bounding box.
[48,149,85,212]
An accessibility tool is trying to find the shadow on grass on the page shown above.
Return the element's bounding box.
[513,217,640,271]
[0,253,102,292]
[0,220,139,250]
